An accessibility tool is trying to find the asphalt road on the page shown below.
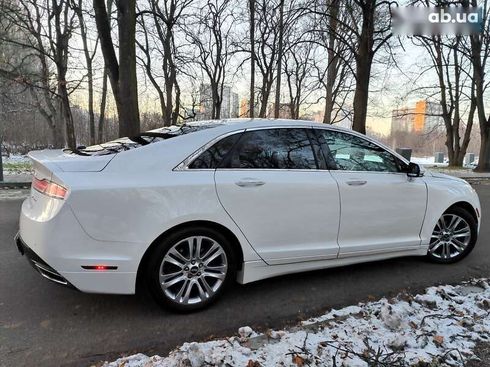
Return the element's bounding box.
[1,185,490,367]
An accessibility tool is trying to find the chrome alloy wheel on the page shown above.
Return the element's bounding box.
[159,236,228,305]
[429,214,472,260]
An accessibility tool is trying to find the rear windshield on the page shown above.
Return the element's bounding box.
[64,122,223,156]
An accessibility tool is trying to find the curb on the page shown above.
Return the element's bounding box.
[0,182,31,189]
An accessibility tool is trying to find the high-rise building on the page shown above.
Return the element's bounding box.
[231,92,239,118]
[391,100,444,134]
[239,98,249,117]
[199,84,239,120]
[391,107,415,133]
[267,103,292,119]
[414,100,444,133]
[199,84,213,120]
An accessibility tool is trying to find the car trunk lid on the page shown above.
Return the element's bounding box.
[28,149,116,173]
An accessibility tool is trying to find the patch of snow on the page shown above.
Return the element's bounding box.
[3,154,30,165]
[100,279,490,367]
[412,156,436,165]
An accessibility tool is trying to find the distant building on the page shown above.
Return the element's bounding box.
[199,84,213,119]
[199,84,239,120]
[391,107,415,133]
[267,103,292,119]
[231,92,239,118]
[392,100,444,134]
[239,98,249,117]
[414,100,444,133]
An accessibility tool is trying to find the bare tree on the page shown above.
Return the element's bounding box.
[72,0,98,145]
[255,0,302,117]
[0,0,80,149]
[464,0,490,172]
[283,41,316,119]
[249,0,256,117]
[273,0,285,118]
[309,0,393,133]
[137,0,193,126]
[186,0,235,119]
[94,0,140,137]
[414,34,474,166]
[308,0,355,125]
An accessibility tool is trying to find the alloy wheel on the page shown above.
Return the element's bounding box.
[429,214,472,260]
[159,236,228,305]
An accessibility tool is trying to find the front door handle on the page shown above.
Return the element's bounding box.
[235,178,266,187]
[346,180,367,186]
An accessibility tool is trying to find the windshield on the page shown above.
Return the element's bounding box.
[63,122,223,156]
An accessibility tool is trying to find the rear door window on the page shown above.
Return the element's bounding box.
[225,128,318,169]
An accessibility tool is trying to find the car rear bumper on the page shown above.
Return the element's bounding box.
[15,232,76,289]
[18,197,140,295]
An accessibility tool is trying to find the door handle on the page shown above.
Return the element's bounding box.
[235,178,266,187]
[346,180,367,186]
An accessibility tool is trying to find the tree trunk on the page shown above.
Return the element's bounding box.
[249,0,255,118]
[172,80,181,125]
[323,0,339,124]
[117,0,140,136]
[273,0,285,118]
[98,66,109,143]
[478,125,490,171]
[59,85,76,149]
[75,0,96,145]
[352,60,371,134]
[0,137,3,182]
[94,0,140,137]
[352,2,375,134]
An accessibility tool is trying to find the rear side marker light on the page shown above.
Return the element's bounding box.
[32,177,68,200]
[81,265,118,271]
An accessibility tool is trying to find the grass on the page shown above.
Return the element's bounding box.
[2,161,32,172]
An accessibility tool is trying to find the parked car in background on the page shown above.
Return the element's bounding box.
[16,119,481,311]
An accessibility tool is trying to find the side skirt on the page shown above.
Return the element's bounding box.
[237,247,429,285]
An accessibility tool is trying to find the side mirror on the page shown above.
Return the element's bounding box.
[406,162,423,177]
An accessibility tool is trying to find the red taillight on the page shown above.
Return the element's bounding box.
[32,177,68,199]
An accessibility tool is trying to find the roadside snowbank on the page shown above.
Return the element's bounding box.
[101,279,490,367]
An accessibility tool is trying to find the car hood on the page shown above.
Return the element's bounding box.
[425,170,468,183]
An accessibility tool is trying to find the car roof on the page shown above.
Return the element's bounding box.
[177,118,353,134]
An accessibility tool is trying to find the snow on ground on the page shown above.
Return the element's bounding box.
[3,154,30,164]
[100,279,490,367]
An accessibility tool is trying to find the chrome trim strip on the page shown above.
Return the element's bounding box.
[173,123,411,172]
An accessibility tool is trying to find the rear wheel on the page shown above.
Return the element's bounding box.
[427,207,477,263]
[146,227,235,312]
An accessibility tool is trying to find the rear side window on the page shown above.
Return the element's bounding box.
[188,134,240,169]
[226,128,317,169]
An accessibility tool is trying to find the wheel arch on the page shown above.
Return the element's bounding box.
[446,201,478,224]
[136,220,244,290]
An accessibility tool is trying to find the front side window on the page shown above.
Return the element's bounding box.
[319,130,403,172]
[188,133,241,169]
[226,128,317,169]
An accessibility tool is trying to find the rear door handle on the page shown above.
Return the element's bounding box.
[235,178,266,187]
[346,180,367,186]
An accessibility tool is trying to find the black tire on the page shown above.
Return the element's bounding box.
[427,206,478,264]
[146,226,236,312]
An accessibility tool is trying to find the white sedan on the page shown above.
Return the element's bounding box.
[16,119,481,311]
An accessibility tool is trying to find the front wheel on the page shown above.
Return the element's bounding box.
[146,227,236,312]
[427,207,478,264]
